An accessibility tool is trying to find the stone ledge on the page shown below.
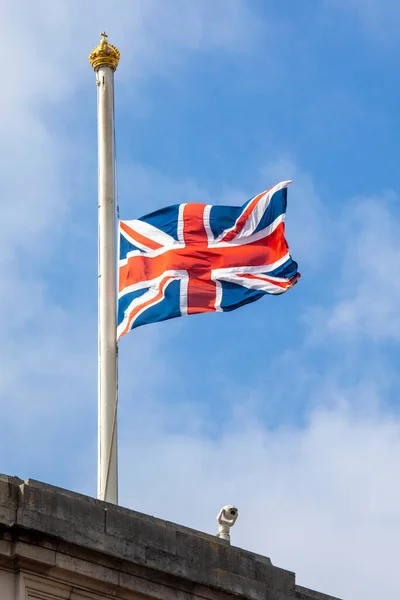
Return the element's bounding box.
[296,585,341,600]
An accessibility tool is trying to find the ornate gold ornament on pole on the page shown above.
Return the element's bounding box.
[89,32,120,72]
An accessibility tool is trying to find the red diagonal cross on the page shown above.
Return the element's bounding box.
[120,204,288,314]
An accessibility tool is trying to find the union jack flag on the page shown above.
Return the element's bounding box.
[118,180,299,339]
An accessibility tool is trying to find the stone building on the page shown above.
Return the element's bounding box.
[0,474,340,600]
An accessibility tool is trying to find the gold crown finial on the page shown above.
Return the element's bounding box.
[89,32,120,72]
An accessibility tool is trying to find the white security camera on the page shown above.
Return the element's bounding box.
[216,505,238,541]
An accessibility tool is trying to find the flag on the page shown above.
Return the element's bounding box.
[118,180,300,338]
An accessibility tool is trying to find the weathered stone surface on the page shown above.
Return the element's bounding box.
[255,560,296,596]
[106,503,177,554]
[18,479,106,551]
[296,586,341,600]
[0,475,21,526]
[0,473,342,600]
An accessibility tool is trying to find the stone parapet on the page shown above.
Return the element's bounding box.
[0,474,341,600]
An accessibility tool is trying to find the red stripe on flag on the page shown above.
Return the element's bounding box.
[187,271,217,314]
[238,272,300,289]
[120,221,163,251]
[238,273,289,290]
[121,275,174,337]
[183,204,208,246]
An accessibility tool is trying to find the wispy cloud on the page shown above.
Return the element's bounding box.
[261,157,327,268]
[0,0,261,482]
[306,189,400,342]
[117,390,400,600]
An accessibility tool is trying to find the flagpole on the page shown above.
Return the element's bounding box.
[89,33,120,504]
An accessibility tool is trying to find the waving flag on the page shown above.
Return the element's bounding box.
[118,180,300,338]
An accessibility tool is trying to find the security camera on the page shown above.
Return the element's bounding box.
[216,505,238,541]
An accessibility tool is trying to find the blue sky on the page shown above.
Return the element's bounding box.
[2,1,400,598]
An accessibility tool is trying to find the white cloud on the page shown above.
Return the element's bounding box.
[0,0,261,465]
[118,161,253,218]
[261,157,327,268]
[307,190,400,342]
[117,392,400,600]
[1,0,259,256]
[2,0,258,103]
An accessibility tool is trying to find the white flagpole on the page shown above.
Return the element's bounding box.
[89,33,120,504]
